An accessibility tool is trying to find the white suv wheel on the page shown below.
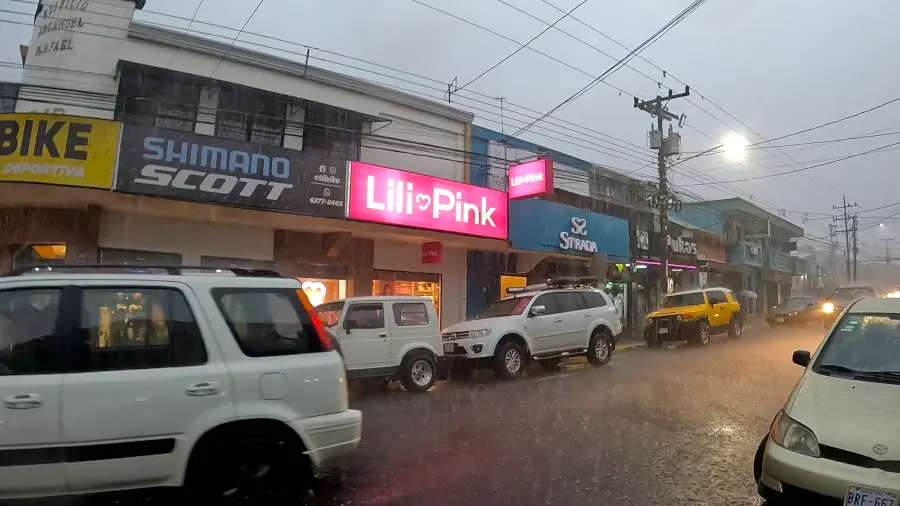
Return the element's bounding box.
[410,359,434,387]
[595,338,609,361]
[504,348,522,374]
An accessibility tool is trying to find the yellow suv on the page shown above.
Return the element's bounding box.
[643,287,743,347]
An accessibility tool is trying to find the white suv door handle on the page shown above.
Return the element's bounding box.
[186,382,221,397]
[553,319,563,323]
[584,314,592,317]
[4,393,42,409]
[378,333,387,337]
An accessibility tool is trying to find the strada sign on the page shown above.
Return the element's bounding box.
[559,217,599,252]
[347,161,508,240]
[0,113,119,189]
[115,125,347,217]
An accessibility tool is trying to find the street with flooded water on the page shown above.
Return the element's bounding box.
[308,323,823,506]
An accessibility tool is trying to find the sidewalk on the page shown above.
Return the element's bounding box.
[614,315,768,354]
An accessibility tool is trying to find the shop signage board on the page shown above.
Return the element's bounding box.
[508,198,629,260]
[115,124,347,218]
[507,158,553,199]
[421,242,442,264]
[0,113,120,189]
[347,161,508,240]
[667,235,698,256]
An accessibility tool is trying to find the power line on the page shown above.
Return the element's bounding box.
[207,0,265,78]
[512,0,708,136]
[457,0,589,91]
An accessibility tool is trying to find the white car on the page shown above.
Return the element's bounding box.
[0,265,361,502]
[441,277,622,380]
[755,297,900,505]
[316,296,442,393]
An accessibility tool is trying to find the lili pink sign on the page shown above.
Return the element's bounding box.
[507,158,553,199]
[347,161,508,240]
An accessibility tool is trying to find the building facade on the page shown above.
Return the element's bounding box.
[3,0,510,327]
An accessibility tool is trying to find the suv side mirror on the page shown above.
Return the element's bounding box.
[530,305,546,317]
[709,297,719,306]
[344,319,358,332]
[792,350,811,367]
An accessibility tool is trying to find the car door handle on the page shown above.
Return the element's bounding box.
[4,393,42,409]
[378,333,387,337]
[186,382,221,397]
[584,314,592,317]
[553,319,563,323]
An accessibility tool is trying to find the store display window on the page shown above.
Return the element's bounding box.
[12,243,67,269]
[298,278,347,307]
[373,270,441,319]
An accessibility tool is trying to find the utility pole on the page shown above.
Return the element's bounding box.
[850,215,859,282]
[634,86,690,294]
[833,195,858,282]
[880,237,895,285]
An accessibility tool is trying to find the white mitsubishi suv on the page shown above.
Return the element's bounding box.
[0,265,361,502]
[441,276,622,380]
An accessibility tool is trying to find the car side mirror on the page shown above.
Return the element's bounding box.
[709,298,719,306]
[530,305,546,317]
[344,319,358,333]
[792,350,811,367]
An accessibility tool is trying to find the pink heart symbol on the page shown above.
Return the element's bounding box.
[415,194,431,211]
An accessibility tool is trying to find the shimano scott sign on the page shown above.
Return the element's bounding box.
[115,125,347,218]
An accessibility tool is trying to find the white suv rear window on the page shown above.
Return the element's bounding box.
[212,288,325,357]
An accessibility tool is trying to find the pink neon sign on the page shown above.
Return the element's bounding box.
[507,158,553,199]
[347,161,508,240]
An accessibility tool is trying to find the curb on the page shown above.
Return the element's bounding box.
[614,342,647,354]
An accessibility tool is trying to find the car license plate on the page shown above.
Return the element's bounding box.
[443,343,455,353]
[777,318,785,323]
[658,328,669,334]
[845,486,898,506]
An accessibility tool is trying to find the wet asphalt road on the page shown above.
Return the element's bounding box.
[311,323,827,506]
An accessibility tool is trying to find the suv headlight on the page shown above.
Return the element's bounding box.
[822,302,835,314]
[770,410,820,458]
[470,329,492,339]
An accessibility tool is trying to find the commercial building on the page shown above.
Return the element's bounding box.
[2,0,509,326]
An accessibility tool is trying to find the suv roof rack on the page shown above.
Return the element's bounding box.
[546,276,600,288]
[3,265,284,278]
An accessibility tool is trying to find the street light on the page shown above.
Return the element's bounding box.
[722,133,748,162]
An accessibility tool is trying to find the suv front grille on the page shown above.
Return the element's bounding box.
[442,331,469,341]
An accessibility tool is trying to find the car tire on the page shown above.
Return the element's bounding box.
[587,330,612,366]
[753,435,767,486]
[494,341,525,380]
[728,315,743,339]
[185,427,309,502]
[696,320,711,346]
[399,353,437,394]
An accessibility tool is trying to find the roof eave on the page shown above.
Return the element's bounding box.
[126,22,475,125]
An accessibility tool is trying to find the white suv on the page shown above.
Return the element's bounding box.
[441,277,622,380]
[316,296,442,393]
[0,265,361,502]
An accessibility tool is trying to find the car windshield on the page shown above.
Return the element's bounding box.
[477,295,534,319]
[316,301,345,327]
[832,287,867,301]
[814,314,900,382]
[662,292,705,308]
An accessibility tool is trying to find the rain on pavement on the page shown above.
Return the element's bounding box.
[301,324,818,506]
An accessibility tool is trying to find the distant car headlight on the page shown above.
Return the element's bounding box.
[822,302,835,314]
[470,329,492,339]
[789,312,798,316]
[770,410,820,458]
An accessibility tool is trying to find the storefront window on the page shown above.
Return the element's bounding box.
[12,243,66,269]
[298,278,347,307]
[373,270,441,320]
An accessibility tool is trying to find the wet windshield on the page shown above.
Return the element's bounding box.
[316,301,345,327]
[815,314,900,381]
[777,298,809,310]
[662,292,705,308]
[477,295,534,319]
[831,288,867,301]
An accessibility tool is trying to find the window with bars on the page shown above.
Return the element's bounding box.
[116,66,200,132]
[303,104,362,160]
[215,85,286,147]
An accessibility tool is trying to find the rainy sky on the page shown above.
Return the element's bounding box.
[2,0,900,258]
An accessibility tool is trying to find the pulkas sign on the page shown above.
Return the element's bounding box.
[559,217,599,253]
[347,161,508,240]
[116,124,346,218]
[667,235,698,256]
